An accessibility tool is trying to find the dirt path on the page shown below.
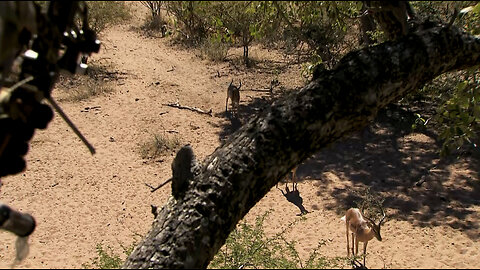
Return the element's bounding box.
[1,2,479,269]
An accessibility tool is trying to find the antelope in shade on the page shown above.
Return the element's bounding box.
[340,202,386,267]
[226,79,241,117]
[275,166,298,190]
[287,166,297,190]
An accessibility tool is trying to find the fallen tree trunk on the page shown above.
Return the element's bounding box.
[124,24,480,268]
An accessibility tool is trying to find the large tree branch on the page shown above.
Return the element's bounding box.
[124,24,480,268]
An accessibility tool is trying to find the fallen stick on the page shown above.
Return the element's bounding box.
[164,102,213,116]
[249,88,272,92]
[145,178,172,193]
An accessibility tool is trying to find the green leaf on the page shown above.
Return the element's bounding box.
[474,105,480,119]
[456,80,468,92]
[472,3,480,14]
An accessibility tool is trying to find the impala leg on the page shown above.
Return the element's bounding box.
[355,237,359,257]
[346,222,350,256]
[351,233,355,256]
[363,241,368,267]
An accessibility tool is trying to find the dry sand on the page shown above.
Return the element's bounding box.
[1,2,479,269]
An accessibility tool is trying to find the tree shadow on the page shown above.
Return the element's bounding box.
[300,104,480,240]
[212,67,480,240]
[215,90,278,143]
[224,48,295,75]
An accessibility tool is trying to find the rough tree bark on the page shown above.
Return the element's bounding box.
[123,23,480,269]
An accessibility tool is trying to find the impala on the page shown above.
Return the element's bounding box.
[226,79,241,117]
[340,203,386,267]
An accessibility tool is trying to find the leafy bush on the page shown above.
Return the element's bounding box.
[164,1,210,45]
[82,242,137,269]
[82,244,123,269]
[140,1,170,35]
[199,35,230,62]
[404,2,480,157]
[208,210,349,269]
[274,1,359,68]
[142,14,166,33]
[434,73,480,156]
[409,66,479,157]
[35,1,130,35]
[82,211,348,269]
[141,1,163,21]
[86,1,131,35]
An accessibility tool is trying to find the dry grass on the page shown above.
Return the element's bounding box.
[198,37,230,62]
[62,80,114,102]
[55,62,122,102]
[138,133,182,160]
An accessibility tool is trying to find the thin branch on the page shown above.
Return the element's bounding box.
[163,102,213,116]
[146,178,172,193]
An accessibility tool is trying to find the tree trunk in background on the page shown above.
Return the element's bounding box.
[364,1,411,40]
[123,23,480,269]
[243,44,249,67]
[359,2,377,46]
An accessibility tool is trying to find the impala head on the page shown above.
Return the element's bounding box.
[228,80,241,91]
[360,202,386,241]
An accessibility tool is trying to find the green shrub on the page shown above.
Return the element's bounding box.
[208,210,349,269]
[408,68,480,157]
[82,244,123,269]
[199,36,230,62]
[164,1,210,45]
[86,1,131,34]
[35,1,130,35]
[140,1,169,33]
[142,14,166,33]
[82,242,137,269]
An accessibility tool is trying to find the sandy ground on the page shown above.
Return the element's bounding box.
[1,2,479,269]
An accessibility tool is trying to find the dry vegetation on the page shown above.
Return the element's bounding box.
[1,1,479,269]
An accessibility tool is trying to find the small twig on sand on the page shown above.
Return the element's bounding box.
[164,102,212,116]
[249,88,272,92]
[145,178,172,193]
